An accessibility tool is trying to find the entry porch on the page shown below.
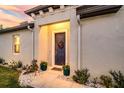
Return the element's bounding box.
[37,21,70,70]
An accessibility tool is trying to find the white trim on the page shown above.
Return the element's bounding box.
[52,29,68,68]
[60,5,65,9]
[48,7,54,13]
[77,24,81,70]
[31,13,36,19]
[77,15,81,70]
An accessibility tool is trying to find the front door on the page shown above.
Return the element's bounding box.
[55,32,65,66]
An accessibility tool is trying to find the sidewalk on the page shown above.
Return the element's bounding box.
[19,68,90,88]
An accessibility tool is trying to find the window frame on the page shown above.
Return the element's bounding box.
[13,34,21,54]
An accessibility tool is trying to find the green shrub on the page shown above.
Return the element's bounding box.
[32,63,38,71]
[109,70,124,88]
[23,60,38,75]
[100,75,112,88]
[0,58,5,64]
[23,64,38,75]
[17,60,22,68]
[32,59,37,65]
[72,68,90,84]
[28,65,35,72]
[22,65,28,70]
[92,77,98,84]
[91,77,99,88]
[9,60,22,69]
[9,60,18,70]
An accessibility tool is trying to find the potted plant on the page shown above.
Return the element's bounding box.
[62,65,70,76]
[40,61,47,71]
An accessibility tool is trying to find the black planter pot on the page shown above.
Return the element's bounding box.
[63,68,70,76]
[40,64,47,71]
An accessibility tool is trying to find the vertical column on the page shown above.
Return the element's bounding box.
[69,9,79,75]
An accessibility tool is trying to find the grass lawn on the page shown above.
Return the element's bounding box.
[0,65,32,88]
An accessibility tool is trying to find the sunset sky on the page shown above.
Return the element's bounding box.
[0,5,36,28]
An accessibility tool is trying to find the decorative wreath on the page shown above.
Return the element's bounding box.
[57,41,64,49]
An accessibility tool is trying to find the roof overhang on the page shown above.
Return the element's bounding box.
[0,23,34,34]
[76,5,122,19]
[24,5,61,16]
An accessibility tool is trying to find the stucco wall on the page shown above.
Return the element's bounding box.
[38,26,49,63]
[0,30,33,65]
[80,6,124,76]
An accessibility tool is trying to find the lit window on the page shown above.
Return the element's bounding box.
[13,35,20,53]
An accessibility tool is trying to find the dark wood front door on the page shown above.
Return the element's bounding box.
[55,32,65,66]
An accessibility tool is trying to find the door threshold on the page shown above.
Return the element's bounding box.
[51,67,62,71]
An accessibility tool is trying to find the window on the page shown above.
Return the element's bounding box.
[13,35,20,53]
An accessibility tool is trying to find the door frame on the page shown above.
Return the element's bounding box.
[52,29,68,68]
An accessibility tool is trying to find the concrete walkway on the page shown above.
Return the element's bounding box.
[19,68,89,88]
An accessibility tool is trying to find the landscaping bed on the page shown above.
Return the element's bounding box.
[0,65,32,88]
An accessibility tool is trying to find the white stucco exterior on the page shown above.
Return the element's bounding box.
[80,6,124,76]
[0,5,124,76]
[0,30,33,65]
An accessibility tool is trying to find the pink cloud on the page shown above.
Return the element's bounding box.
[0,5,36,28]
[0,11,24,28]
[14,5,36,12]
[0,5,36,13]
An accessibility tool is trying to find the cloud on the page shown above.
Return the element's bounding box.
[0,10,24,27]
[0,5,36,28]
[0,6,20,12]
[0,5,36,13]
[0,9,3,12]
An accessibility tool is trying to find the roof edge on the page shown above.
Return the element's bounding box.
[0,22,34,34]
[24,5,60,16]
[77,5,122,19]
